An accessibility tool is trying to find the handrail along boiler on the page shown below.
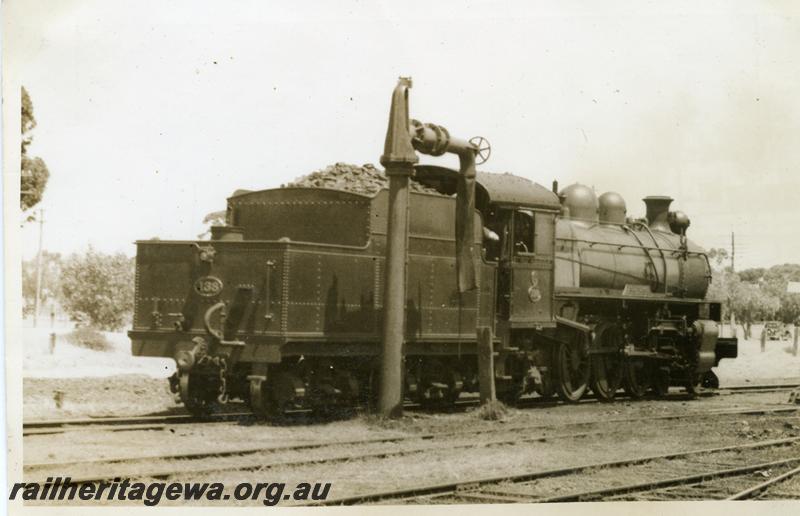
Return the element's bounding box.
[129,81,737,416]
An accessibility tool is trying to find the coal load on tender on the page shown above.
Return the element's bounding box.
[284,162,442,195]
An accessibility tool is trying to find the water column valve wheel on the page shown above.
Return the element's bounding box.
[468,136,491,165]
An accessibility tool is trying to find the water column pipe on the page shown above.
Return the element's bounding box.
[378,78,485,417]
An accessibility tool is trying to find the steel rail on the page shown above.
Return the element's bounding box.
[22,412,254,436]
[23,382,797,436]
[24,414,203,429]
[726,463,800,500]
[530,456,800,502]
[29,413,800,487]
[304,436,800,506]
[719,382,800,392]
[25,406,798,474]
[24,423,170,436]
[25,427,608,485]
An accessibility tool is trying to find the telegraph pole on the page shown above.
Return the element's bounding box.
[731,231,735,273]
[33,209,44,327]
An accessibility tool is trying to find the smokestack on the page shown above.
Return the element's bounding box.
[643,196,673,232]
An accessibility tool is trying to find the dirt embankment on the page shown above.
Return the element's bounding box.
[24,375,176,420]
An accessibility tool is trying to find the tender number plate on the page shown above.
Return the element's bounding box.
[194,276,223,297]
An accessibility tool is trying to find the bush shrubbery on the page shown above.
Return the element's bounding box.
[60,247,134,331]
[65,326,112,352]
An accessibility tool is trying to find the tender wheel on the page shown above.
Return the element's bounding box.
[555,331,591,403]
[405,372,420,402]
[443,370,463,405]
[622,358,650,399]
[590,325,624,402]
[333,370,360,402]
[179,373,220,418]
[247,375,274,418]
[651,366,670,397]
[360,368,379,408]
[497,379,523,404]
[272,371,306,412]
[418,360,463,407]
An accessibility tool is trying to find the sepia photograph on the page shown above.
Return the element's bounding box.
[4,0,800,512]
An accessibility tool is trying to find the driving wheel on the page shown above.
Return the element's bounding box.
[555,330,591,403]
[589,324,624,402]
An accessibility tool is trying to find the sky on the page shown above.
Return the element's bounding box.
[8,0,800,270]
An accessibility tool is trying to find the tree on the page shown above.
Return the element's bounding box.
[60,247,135,331]
[707,248,729,270]
[711,264,800,325]
[737,268,765,283]
[197,209,226,239]
[21,86,50,214]
[708,269,780,323]
[760,264,800,323]
[21,251,62,316]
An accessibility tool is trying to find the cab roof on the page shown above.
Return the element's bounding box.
[228,165,562,211]
[413,165,561,211]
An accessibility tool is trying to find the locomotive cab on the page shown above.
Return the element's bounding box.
[489,207,557,328]
[414,166,561,330]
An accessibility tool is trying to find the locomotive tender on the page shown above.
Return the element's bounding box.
[130,91,737,417]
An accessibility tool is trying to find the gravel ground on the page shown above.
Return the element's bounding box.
[23,375,175,420]
[22,390,800,506]
[716,324,800,382]
[29,411,798,481]
[19,320,800,505]
[184,405,800,505]
[479,441,800,500]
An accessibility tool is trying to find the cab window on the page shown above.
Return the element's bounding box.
[482,208,509,262]
[513,210,535,255]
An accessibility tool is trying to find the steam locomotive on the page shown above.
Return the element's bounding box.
[129,165,737,416]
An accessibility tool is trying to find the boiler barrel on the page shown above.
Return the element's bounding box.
[555,219,710,298]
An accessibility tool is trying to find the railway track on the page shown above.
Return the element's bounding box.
[307,436,800,505]
[716,382,800,395]
[23,381,797,436]
[22,411,255,436]
[24,405,800,486]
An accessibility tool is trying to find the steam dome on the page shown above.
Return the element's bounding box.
[560,183,598,223]
[598,191,626,225]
